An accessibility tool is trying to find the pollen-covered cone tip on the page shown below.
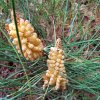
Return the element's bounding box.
[7,18,43,61]
[43,38,68,90]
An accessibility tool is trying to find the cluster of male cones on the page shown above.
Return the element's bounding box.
[6,11,43,61]
[6,11,68,91]
[43,38,68,90]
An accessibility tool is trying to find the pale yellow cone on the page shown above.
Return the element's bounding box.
[43,38,68,90]
[7,18,43,61]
